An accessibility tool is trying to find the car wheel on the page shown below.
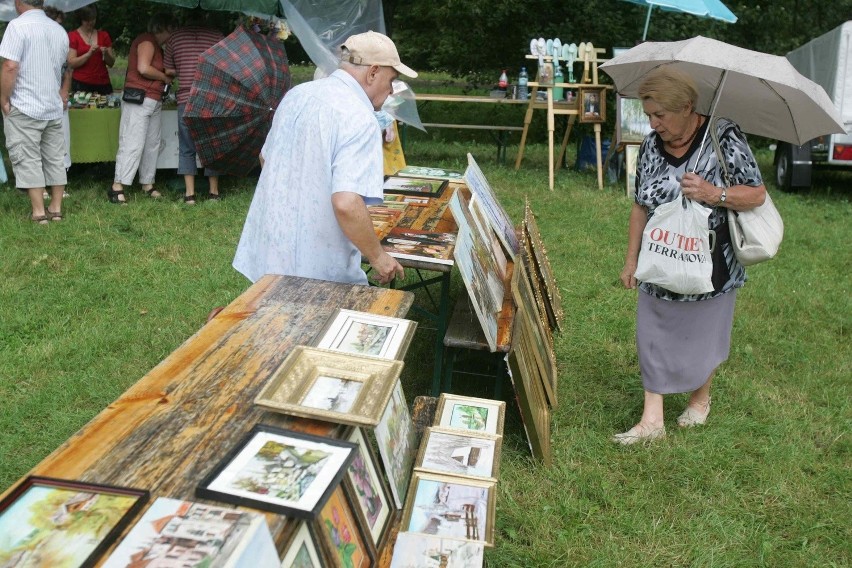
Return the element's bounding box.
[775,143,793,191]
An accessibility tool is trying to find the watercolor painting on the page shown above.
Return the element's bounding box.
[301,376,363,413]
[317,487,371,568]
[389,533,484,568]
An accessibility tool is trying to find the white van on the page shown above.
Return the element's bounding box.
[775,21,852,190]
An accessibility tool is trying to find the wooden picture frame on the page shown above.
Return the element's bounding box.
[519,236,553,347]
[373,379,416,509]
[579,86,606,123]
[616,95,653,146]
[415,427,502,481]
[0,476,149,568]
[390,533,485,568]
[383,175,448,198]
[314,485,376,568]
[434,393,506,436]
[313,309,417,361]
[524,203,565,331]
[400,471,497,547]
[104,497,279,567]
[512,259,558,408]
[254,346,403,427]
[196,425,357,521]
[507,337,553,466]
[281,521,326,567]
[343,427,395,550]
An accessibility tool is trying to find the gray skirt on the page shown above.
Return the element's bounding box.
[637,289,737,394]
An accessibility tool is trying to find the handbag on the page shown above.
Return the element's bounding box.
[121,87,145,105]
[710,119,784,266]
[634,196,715,295]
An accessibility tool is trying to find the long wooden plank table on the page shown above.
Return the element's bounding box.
[0,274,414,561]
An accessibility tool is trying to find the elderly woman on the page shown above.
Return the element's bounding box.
[67,5,115,95]
[615,67,767,444]
[108,13,175,204]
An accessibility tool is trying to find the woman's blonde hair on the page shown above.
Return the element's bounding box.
[638,67,698,113]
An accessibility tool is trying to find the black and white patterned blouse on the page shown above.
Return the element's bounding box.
[634,117,763,302]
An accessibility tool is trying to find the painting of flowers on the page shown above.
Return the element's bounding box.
[317,487,372,568]
[345,428,391,546]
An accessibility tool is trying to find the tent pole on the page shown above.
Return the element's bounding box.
[642,6,653,41]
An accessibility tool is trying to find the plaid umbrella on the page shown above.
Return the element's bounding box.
[184,25,291,175]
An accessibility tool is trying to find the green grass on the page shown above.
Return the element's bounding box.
[1,96,850,565]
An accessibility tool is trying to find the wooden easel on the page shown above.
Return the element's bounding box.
[514,47,610,190]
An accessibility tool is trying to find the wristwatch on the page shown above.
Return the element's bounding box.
[719,188,727,204]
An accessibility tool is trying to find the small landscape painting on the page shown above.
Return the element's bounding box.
[301,376,363,413]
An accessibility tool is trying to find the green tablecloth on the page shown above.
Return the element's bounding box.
[68,107,121,163]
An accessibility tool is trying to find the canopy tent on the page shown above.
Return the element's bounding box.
[0,0,96,21]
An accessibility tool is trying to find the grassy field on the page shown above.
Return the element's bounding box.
[0,85,849,565]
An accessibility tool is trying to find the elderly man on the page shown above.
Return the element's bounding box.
[233,31,417,286]
[0,0,70,224]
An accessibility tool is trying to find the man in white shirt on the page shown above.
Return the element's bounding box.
[233,31,417,286]
[0,0,70,224]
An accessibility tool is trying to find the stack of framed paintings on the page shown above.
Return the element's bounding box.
[463,153,520,261]
[367,201,408,240]
[380,226,457,266]
[389,394,507,567]
[102,497,279,567]
[522,202,564,332]
[383,175,448,199]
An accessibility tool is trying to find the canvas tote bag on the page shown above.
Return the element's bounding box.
[710,119,784,266]
[634,196,715,295]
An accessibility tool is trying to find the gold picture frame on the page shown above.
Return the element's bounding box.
[512,259,558,408]
[524,203,565,331]
[414,427,502,482]
[400,471,497,546]
[434,393,506,436]
[313,308,417,361]
[507,336,553,466]
[254,346,403,427]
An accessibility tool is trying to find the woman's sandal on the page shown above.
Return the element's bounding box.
[184,195,196,205]
[31,214,49,225]
[143,187,162,199]
[46,208,63,221]
[207,193,221,201]
[107,188,127,204]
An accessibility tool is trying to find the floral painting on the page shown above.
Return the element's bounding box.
[346,428,390,545]
[318,488,370,568]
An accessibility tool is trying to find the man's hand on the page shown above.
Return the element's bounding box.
[368,252,404,285]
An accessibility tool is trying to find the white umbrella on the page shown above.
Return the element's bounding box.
[600,35,845,146]
[0,0,97,21]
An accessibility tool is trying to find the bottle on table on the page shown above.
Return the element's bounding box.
[553,64,564,101]
[518,67,529,100]
[499,69,508,91]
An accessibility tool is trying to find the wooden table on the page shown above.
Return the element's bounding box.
[383,181,463,397]
[0,275,414,561]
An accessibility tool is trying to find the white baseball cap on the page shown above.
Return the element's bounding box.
[341,31,418,78]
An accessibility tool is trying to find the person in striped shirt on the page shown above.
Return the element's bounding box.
[0,0,71,224]
[163,11,224,205]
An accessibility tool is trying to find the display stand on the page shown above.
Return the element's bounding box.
[514,48,611,190]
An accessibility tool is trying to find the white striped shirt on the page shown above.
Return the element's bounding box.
[0,9,68,121]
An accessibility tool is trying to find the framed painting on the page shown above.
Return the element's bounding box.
[281,521,326,568]
[382,175,448,198]
[373,379,416,508]
[400,471,497,546]
[254,346,403,427]
[103,497,279,568]
[625,143,640,198]
[196,425,357,520]
[434,393,506,436]
[463,153,520,259]
[616,95,653,146]
[415,427,502,481]
[314,485,375,568]
[313,309,417,361]
[512,259,558,408]
[0,476,149,568]
[381,227,457,266]
[579,86,606,123]
[519,237,553,348]
[343,427,395,549]
[524,202,565,331]
[395,165,464,181]
[390,533,485,568]
[507,334,553,465]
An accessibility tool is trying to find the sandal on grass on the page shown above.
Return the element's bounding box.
[47,208,63,221]
[143,187,162,199]
[107,188,127,204]
[208,192,221,201]
[184,195,196,205]
[31,214,49,225]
